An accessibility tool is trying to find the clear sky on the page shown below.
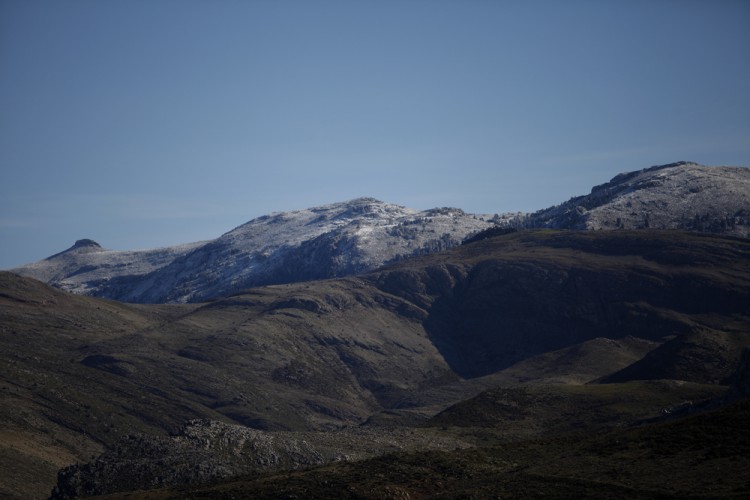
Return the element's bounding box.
[1,0,749,268]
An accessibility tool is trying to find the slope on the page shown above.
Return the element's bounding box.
[107,198,497,303]
[9,238,205,296]
[0,272,199,499]
[0,271,458,497]
[372,229,750,381]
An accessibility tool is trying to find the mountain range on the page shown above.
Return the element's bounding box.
[10,161,750,304]
[11,198,501,303]
[2,161,750,498]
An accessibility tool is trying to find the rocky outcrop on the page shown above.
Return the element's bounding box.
[49,419,471,499]
[67,239,101,251]
[50,419,329,499]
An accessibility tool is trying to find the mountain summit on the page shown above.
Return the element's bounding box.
[69,238,102,250]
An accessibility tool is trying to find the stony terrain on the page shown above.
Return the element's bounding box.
[88,354,750,499]
[50,420,471,499]
[140,398,750,499]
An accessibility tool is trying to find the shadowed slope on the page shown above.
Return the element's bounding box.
[372,230,750,380]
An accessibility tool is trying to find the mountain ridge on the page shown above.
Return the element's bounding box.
[12,197,500,303]
[9,162,750,304]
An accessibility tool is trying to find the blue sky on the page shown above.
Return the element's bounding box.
[1,0,749,268]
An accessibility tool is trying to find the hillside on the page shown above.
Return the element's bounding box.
[375,229,750,381]
[2,229,750,497]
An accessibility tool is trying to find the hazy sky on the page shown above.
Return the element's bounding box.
[2,0,749,268]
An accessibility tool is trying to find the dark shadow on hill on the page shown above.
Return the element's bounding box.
[416,231,750,380]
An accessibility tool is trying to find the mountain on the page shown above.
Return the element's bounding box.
[10,162,749,305]
[2,229,750,497]
[11,198,501,303]
[3,161,750,496]
[527,161,750,234]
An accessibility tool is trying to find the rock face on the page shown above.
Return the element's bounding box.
[528,162,750,234]
[68,239,101,251]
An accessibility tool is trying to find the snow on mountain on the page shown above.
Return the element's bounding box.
[528,162,750,235]
[11,162,749,304]
[109,198,500,303]
[12,198,500,303]
[11,238,206,296]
